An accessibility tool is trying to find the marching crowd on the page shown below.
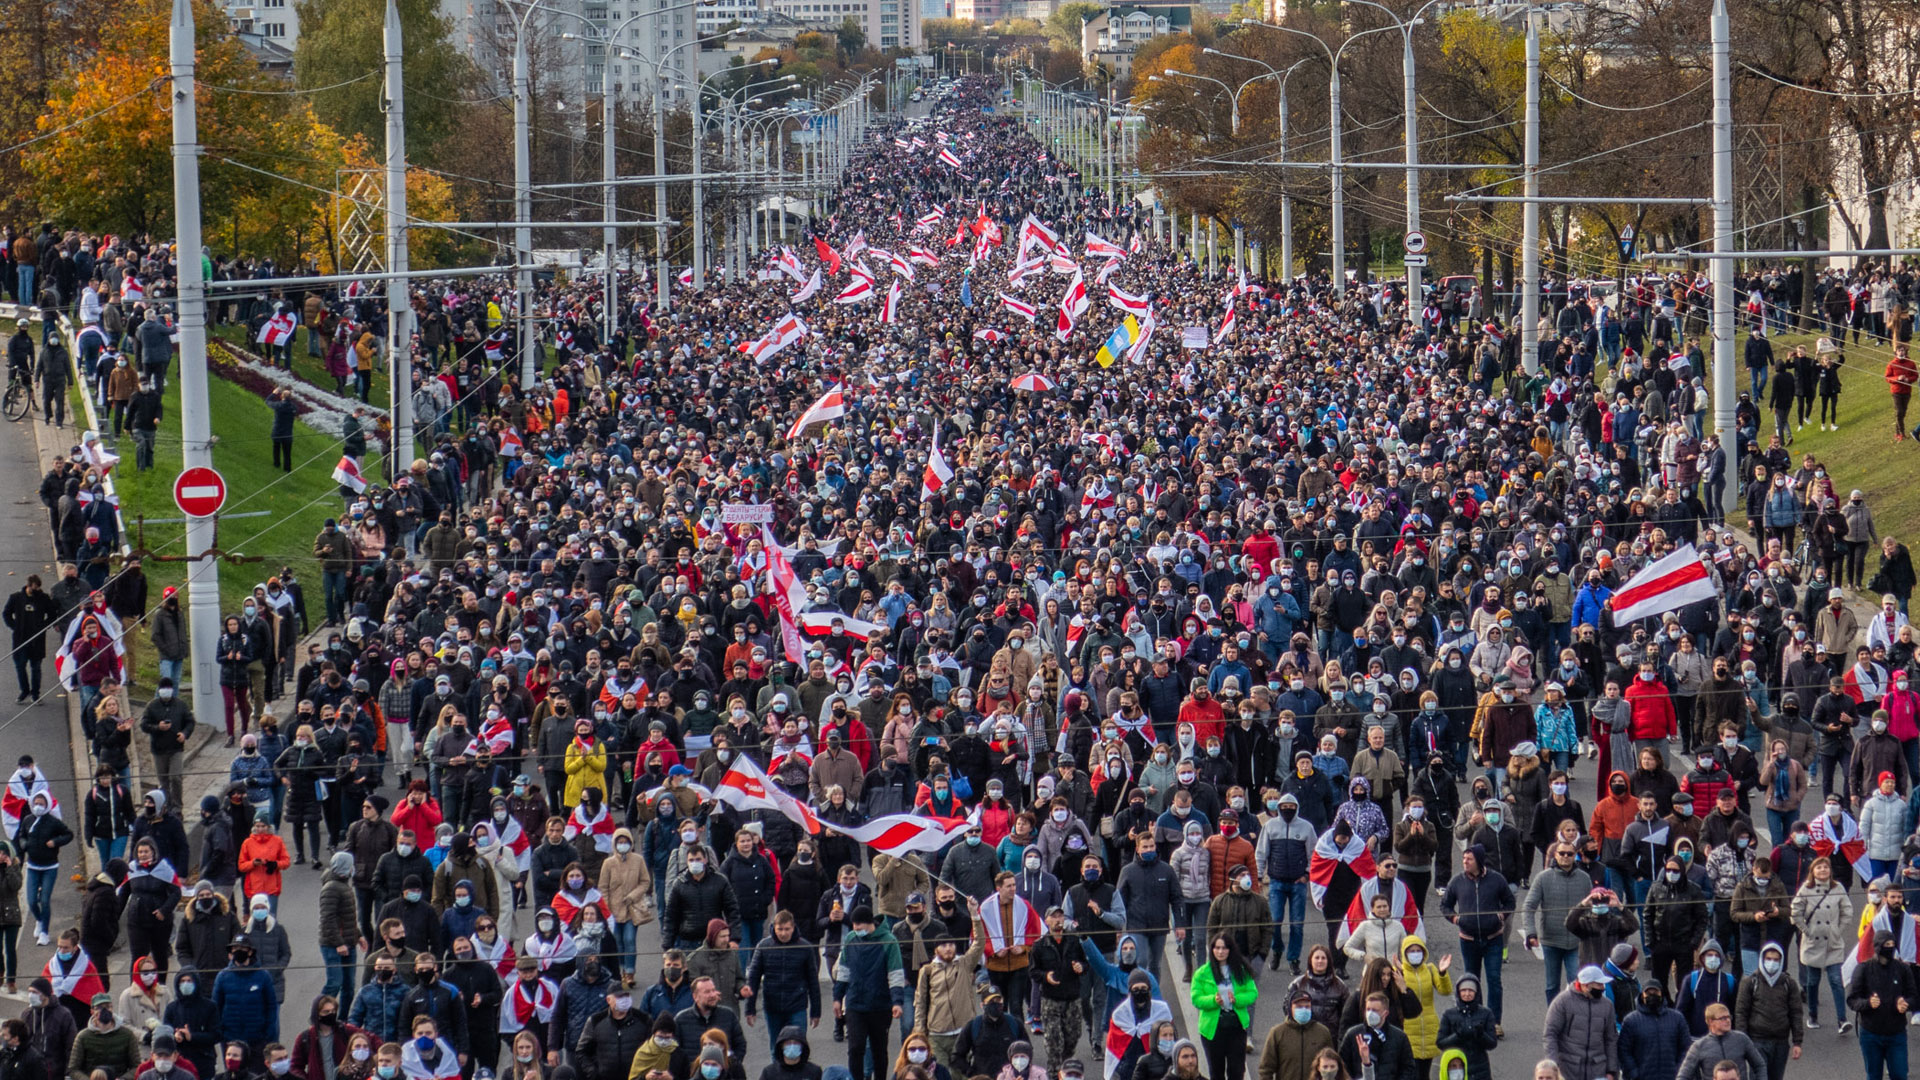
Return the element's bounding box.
[2,71,1920,1080]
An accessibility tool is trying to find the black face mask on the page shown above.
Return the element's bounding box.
[1130,988,1150,1007]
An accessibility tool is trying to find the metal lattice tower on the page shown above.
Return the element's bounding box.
[1736,124,1784,252]
[335,168,387,275]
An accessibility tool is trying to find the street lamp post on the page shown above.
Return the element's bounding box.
[1239,17,1402,295]
[1204,48,1312,281]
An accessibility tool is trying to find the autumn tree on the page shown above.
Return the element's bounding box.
[292,0,474,161]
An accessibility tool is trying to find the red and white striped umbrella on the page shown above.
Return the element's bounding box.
[1009,372,1055,392]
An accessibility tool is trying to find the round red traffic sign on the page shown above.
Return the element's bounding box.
[173,466,227,517]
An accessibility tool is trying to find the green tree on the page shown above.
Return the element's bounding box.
[292,0,473,161]
[1045,1,1102,52]
[836,16,866,58]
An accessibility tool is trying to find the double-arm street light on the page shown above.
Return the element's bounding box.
[1237,15,1402,294]
[1201,48,1312,279]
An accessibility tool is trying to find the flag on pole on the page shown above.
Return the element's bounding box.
[786,384,846,440]
[999,292,1037,322]
[1607,544,1718,624]
[1216,295,1237,340]
[881,279,903,323]
[938,147,965,170]
[973,328,1006,342]
[1085,230,1125,260]
[714,755,820,834]
[1125,312,1157,364]
[256,312,297,347]
[922,426,953,501]
[818,812,973,856]
[1107,283,1151,317]
[1093,316,1141,368]
[739,313,809,363]
[834,278,874,304]
[812,237,842,274]
[791,269,823,303]
[332,456,369,493]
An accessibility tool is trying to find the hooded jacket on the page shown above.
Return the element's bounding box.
[754,1028,822,1080]
[1396,936,1451,1059]
[175,892,240,975]
[160,970,223,1078]
[598,828,653,926]
[1081,935,1161,1025]
[290,999,365,1080]
[1543,983,1619,1080]
[1617,996,1691,1080]
[1732,944,1803,1043]
[1434,976,1496,1080]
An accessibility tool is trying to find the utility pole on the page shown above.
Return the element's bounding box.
[168,0,223,733]
[1279,79,1292,280]
[385,0,414,472]
[1711,0,1737,514]
[1329,61,1346,294]
[513,23,536,388]
[601,60,617,342]
[1402,24,1421,307]
[1520,6,1541,374]
[653,77,670,310]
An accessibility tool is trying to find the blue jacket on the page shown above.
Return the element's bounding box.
[348,976,409,1042]
[639,974,694,1021]
[1254,590,1302,646]
[831,925,906,1013]
[1079,935,1160,1024]
[1572,584,1612,630]
[1618,1001,1691,1080]
[745,931,823,1019]
[229,753,275,802]
[550,969,616,1053]
[211,966,279,1045]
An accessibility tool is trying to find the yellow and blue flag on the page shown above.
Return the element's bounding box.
[1093,315,1140,367]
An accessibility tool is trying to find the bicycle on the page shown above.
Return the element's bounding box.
[2,368,30,422]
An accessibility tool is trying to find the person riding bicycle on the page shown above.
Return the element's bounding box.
[7,324,32,388]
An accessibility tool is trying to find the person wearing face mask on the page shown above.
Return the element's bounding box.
[1566,886,1640,968]
[1432,974,1495,1080]
[1846,921,1920,1073]
[1337,989,1413,1080]
[159,967,220,1079]
[396,1016,458,1080]
[212,936,279,1047]
[756,1027,822,1080]
[1857,770,1914,883]
[67,993,139,1080]
[1097,972,1169,1080]
[1732,941,1802,1080]
[1542,966,1620,1080]
[1258,986,1334,1080]
[1674,941,1738,1037]
[287,995,360,1080]
[1259,792,1318,977]
[1642,857,1709,1002]
[177,879,241,977]
[1471,677,1534,799]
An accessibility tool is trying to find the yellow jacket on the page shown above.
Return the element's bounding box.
[564,737,609,805]
[1399,934,1452,1059]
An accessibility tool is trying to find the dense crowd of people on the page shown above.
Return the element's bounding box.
[1,72,1919,1080]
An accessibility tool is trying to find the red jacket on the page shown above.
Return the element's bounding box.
[1624,679,1678,740]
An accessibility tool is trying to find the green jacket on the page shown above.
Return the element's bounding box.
[1190,960,1259,1040]
[67,1023,140,1080]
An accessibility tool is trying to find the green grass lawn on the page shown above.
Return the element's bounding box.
[1756,327,1920,547]
[8,319,385,688]
[211,324,393,408]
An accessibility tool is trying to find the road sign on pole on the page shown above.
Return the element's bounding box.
[1403,253,1429,267]
[1403,230,1428,255]
[173,466,227,518]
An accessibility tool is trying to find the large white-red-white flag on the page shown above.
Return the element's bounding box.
[786,384,845,440]
[790,269,823,303]
[834,278,874,305]
[999,292,1037,322]
[1108,283,1151,318]
[739,313,809,363]
[714,751,820,834]
[921,426,953,501]
[1307,830,1377,908]
[256,312,297,347]
[1608,544,1718,624]
[1085,230,1125,260]
[819,812,973,856]
[333,456,369,492]
[881,279,903,324]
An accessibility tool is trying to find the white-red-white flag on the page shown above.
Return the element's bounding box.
[714,755,820,834]
[834,278,874,304]
[786,384,845,440]
[1085,230,1125,260]
[999,292,1037,322]
[256,312,297,347]
[739,313,809,363]
[921,425,952,501]
[1608,544,1718,624]
[791,269,823,303]
[333,456,369,493]
[1108,283,1151,317]
[881,279,903,323]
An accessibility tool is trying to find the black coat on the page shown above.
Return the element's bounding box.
[1339,1023,1416,1080]
[442,958,503,1052]
[663,871,741,948]
[576,1007,649,1080]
